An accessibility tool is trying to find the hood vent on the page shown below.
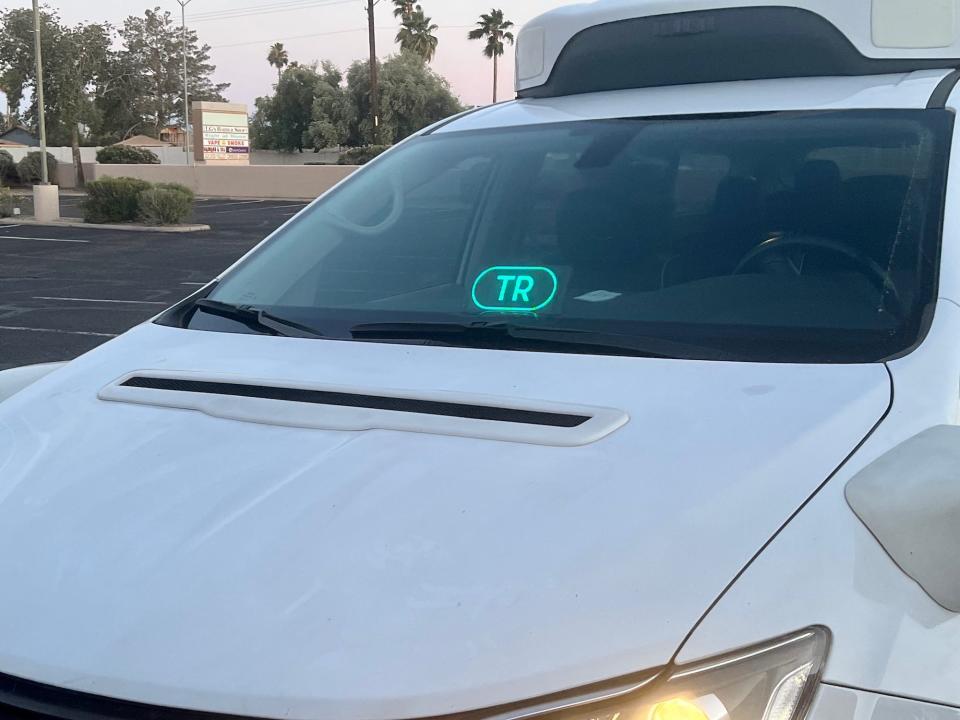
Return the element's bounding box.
[121,376,590,427]
[100,372,628,446]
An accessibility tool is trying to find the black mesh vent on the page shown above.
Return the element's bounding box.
[120,376,591,428]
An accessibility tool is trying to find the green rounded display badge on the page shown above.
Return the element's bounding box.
[471,266,559,313]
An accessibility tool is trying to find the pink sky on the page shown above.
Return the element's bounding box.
[3,0,578,110]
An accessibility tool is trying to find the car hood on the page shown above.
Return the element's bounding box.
[0,323,890,720]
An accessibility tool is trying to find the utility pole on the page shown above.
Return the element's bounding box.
[177,0,193,166]
[366,0,380,138]
[32,0,48,184]
[30,0,58,221]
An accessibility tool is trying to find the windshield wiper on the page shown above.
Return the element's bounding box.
[194,298,325,339]
[349,321,732,360]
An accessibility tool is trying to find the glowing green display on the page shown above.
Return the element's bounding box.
[471,266,558,312]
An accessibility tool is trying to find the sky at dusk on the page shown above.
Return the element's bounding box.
[2,0,581,112]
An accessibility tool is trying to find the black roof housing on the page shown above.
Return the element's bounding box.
[518,6,960,99]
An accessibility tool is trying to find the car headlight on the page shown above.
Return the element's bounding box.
[487,627,829,720]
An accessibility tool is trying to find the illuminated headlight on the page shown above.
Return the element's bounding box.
[492,628,829,720]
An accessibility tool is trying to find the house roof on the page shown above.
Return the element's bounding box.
[0,126,38,145]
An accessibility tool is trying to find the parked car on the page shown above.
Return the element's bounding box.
[2,1,960,719]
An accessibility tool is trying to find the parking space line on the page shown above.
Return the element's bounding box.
[0,235,90,244]
[216,204,307,214]
[0,325,117,338]
[33,296,168,305]
[198,199,266,209]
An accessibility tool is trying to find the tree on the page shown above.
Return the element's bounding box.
[392,0,415,20]
[254,63,341,152]
[0,8,35,129]
[317,59,343,88]
[55,22,111,184]
[115,8,229,138]
[0,4,228,156]
[378,52,460,142]
[306,68,352,150]
[306,53,462,150]
[468,9,514,104]
[250,95,279,150]
[396,8,438,63]
[90,49,152,143]
[267,42,289,83]
[0,8,110,183]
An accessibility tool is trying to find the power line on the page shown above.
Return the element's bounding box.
[190,0,346,17]
[212,26,369,49]
[190,0,354,22]
[210,24,472,50]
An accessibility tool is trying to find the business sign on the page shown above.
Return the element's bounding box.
[200,111,249,162]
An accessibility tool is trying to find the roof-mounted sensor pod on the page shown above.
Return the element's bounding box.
[873,0,956,49]
[516,0,960,98]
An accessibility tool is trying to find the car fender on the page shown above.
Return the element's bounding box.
[0,362,68,403]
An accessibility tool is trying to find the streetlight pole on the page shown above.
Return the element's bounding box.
[31,0,48,184]
[177,0,193,166]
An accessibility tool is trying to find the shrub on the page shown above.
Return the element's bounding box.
[16,151,58,185]
[153,182,195,203]
[96,144,160,165]
[138,186,192,225]
[0,150,15,182]
[338,145,390,165]
[82,177,152,223]
[0,188,13,218]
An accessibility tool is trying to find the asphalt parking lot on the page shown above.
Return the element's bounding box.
[0,196,310,369]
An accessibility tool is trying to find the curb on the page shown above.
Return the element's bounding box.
[8,190,86,198]
[0,218,211,234]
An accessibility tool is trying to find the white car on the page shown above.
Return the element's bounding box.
[4,1,960,718]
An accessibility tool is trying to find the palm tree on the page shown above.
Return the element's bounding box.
[393,0,415,20]
[396,7,439,63]
[468,9,514,104]
[267,42,289,83]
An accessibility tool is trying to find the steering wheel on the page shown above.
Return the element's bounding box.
[324,172,405,236]
[733,234,904,319]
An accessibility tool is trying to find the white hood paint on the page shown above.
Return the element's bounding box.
[0,323,890,719]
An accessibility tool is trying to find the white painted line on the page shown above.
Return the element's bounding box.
[0,224,23,230]
[33,296,167,305]
[0,325,117,338]
[216,204,306,214]
[199,199,266,209]
[0,235,89,244]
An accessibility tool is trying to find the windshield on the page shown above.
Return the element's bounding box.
[179,110,953,362]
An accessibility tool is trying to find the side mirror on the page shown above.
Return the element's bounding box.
[846,425,960,612]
